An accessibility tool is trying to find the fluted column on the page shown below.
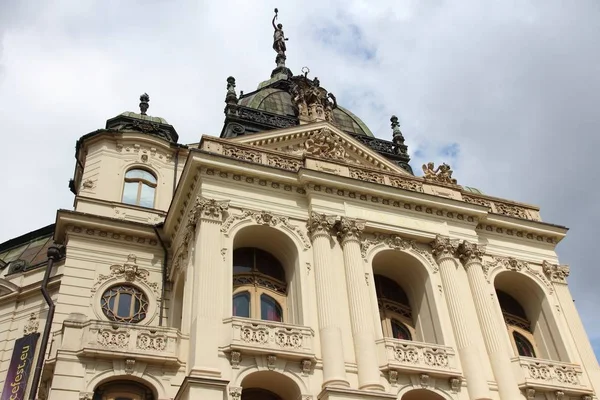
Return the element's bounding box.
[430,235,491,400]
[458,241,524,400]
[307,213,349,388]
[336,218,384,391]
[544,262,600,395]
[187,197,229,378]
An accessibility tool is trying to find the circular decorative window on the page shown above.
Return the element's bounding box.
[100,285,149,323]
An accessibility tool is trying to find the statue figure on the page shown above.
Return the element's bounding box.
[422,162,458,184]
[272,8,288,58]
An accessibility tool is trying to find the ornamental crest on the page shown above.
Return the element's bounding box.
[542,261,570,283]
[92,254,159,295]
[422,162,458,185]
[304,128,346,161]
[290,74,337,123]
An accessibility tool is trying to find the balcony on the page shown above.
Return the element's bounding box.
[512,357,593,396]
[56,318,185,365]
[376,338,462,379]
[222,317,315,361]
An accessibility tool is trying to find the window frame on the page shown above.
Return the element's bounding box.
[233,285,286,322]
[100,284,149,324]
[122,168,157,208]
[379,302,415,341]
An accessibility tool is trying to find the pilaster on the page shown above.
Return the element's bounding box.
[307,212,349,388]
[187,197,230,378]
[458,241,524,400]
[544,261,600,395]
[430,235,492,400]
[336,217,384,391]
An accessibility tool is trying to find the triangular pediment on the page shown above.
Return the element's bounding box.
[229,122,411,176]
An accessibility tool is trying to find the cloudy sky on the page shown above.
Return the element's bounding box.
[1,1,599,357]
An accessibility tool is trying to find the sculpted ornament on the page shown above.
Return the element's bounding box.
[542,261,570,283]
[430,235,459,261]
[306,212,337,240]
[457,241,485,265]
[422,162,458,185]
[336,217,365,244]
[23,313,39,336]
[193,197,230,222]
[229,386,243,400]
[361,233,438,272]
[304,128,346,160]
[93,254,158,295]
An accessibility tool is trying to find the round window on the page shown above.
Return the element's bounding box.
[100,285,149,323]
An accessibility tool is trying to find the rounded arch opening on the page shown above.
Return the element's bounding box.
[231,224,302,324]
[401,389,446,400]
[93,378,157,400]
[370,249,444,344]
[494,271,568,361]
[122,167,158,208]
[240,371,301,400]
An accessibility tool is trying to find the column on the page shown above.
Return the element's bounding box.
[307,212,349,388]
[187,197,229,378]
[458,241,524,400]
[336,218,384,391]
[545,262,600,395]
[430,235,491,400]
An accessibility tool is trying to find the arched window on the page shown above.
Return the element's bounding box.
[122,169,157,208]
[374,274,414,340]
[93,380,154,400]
[241,389,282,400]
[497,290,537,358]
[233,248,286,322]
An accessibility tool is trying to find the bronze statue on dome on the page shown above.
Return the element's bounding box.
[272,8,288,66]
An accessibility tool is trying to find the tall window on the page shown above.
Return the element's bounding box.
[232,247,286,322]
[374,274,414,340]
[122,169,157,208]
[497,290,537,358]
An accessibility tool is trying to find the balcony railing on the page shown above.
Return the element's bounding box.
[223,317,315,360]
[512,356,593,395]
[56,319,185,365]
[376,338,461,378]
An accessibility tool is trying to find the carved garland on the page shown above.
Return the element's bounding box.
[221,209,311,250]
[483,256,553,291]
[361,233,438,273]
[92,254,159,296]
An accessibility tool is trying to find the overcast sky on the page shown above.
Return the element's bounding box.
[1,1,599,358]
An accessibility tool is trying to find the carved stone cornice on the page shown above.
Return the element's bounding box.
[430,235,459,261]
[193,197,230,223]
[542,261,570,284]
[457,241,485,265]
[336,217,365,245]
[306,212,337,240]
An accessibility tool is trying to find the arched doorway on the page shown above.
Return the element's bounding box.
[401,389,445,400]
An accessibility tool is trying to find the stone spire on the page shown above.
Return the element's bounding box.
[225,76,238,105]
[139,93,150,115]
[390,115,413,174]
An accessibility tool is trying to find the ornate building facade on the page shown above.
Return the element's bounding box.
[0,12,598,400]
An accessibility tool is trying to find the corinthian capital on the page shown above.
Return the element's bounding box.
[307,212,337,240]
[430,235,459,261]
[542,261,570,283]
[457,240,485,265]
[193,197,230,223]
[336,217,365,245]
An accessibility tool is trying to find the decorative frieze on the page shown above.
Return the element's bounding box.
[97,328,130,349]
[222,144,262,164]
[377,338,459,378]
[66,225,158,246]
[388,176,423,192]
[516,357,585,390]
[542,261,570,283]
[266,155,302,171]
[136,333,167,351]
[476,223,556,243]
[349,168,384,184]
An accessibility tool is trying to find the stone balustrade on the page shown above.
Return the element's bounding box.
[512,357,593,395]
[376,338,461,378]
[223,317,315,360]
[57,319,184,365]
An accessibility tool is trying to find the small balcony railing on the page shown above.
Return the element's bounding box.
[512,356,593,396]
[56,319,184,365]
[222,317,315,361]
[376,338,461,378]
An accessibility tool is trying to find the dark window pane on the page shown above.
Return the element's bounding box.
[261,294,282,322]
[139,184,155,208]
[374,275,409,306]
[255,249,285,281]
[117,293,133,317]
[122,182,138,205]
[514,331,536,357]
[233,292,250,318]
[497,290,528,320]
[233,248,253,274]
[391,319,412,340]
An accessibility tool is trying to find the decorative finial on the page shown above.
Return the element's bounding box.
[272,8,288,67]
[390,115,414,175]
[139,93,149,115]
[391,115,404,140]
[301,66,310,78]
[225,76,238,105]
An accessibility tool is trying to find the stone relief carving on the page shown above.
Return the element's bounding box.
[494,202,531,219]
[422,162,458,185]
[79,392,94,400]
[136,333,167,351]
[124,359,135,374]
[93,254,158,295]
[388,177,424,192]
[388,370,398,386]
[542,261,570,283]
[449,377,461,393]
[361,233,438,272]
[484,256,552,291]
[241,324,303,349]
[267,355,277,370]
[97,329,130,348]
[266,155,302,171]
[349,168,384,184]
[306,212,337,240]
[230,350,242,368]
[301,359,312,375]
[221,209,311,250]
[457,241,485,264]
[222,145,262,164]
[23,313,39,336]
[336,217,365,244]
[429,235,460,262]
[304,128,346,161]
[229,386,243,400]
[462,194,491,208]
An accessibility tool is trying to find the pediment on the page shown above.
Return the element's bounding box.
[229,122,411,176]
